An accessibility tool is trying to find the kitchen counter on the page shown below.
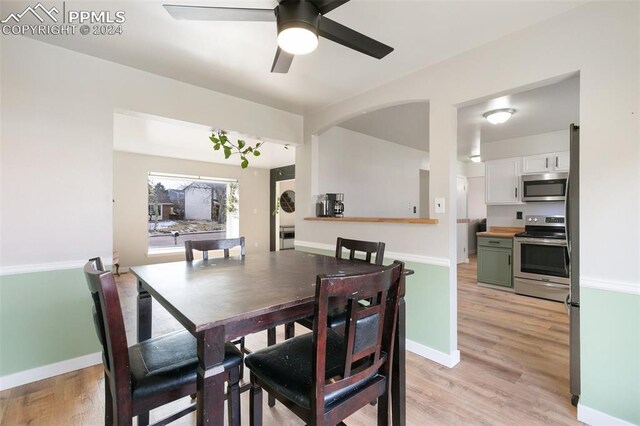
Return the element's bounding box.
[476,226,524,238]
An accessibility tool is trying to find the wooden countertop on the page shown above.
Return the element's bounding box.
[304,217,438,224]
[476,226,524,238]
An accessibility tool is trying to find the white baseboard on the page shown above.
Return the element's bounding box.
[577,402,636,426]
[406,339,461,368]
[0,352,102,391]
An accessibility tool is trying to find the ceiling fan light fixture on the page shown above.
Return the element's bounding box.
[277,25,318,55]
[483,108,516,125]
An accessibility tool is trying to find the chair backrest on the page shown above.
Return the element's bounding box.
[84,258,132,408]
[335,237,385,265]
[185,237,246,261]
[311,261,403,412]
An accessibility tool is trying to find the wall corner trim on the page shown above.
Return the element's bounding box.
[581,277,640,296]
[294,240,450,267]
[577,402,636,426]
[406,339,461,368]
[0,352,102,391]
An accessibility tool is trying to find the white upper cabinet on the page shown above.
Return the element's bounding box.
[522,151,570,174]
[553,151,570,171]
[485,158,523,205]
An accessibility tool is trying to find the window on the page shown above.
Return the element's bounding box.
[147,173,239,251]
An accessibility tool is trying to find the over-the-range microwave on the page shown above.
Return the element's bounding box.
[522,172,568,202]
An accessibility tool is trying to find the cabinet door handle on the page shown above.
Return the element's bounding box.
[515,187,518,198]
[489,241,500,244]
[556,157,559,168]
[508,255,511,265]
[546,158,549,169]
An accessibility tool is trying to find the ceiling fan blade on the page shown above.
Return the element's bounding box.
[271,48,294,73]
[310,0,350,15]
[318,17,393,59]
[163,4,275,22]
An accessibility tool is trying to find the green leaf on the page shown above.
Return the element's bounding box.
[241,157,249,169]
[220,134,228,143]
[224,147,232,159]
[213,143,220,151]
[253,150,261,157]
[238,139,245,149]
[209,136,219,143]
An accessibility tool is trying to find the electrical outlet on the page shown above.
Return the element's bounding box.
[516,211,523,219]
[435,197,445,213]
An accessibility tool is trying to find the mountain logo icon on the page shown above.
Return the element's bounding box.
[1,3,59,24]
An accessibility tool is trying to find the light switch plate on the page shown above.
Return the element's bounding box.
[435,197,445,213]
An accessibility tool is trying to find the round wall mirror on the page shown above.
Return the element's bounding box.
[279,190,295,213]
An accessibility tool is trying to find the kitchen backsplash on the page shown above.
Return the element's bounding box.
[487,202,565,228]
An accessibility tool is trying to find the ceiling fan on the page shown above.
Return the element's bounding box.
[163,0,394,73]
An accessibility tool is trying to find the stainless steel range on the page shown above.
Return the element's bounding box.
[514,215,570,302]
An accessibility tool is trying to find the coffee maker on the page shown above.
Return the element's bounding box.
[315,193,345,217]
[327,193,344,218]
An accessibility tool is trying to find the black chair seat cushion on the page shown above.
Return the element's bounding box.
[298,307,348,330]
[245,330,379,409]
[130,330,242,399]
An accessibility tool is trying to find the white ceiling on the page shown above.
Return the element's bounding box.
[457,75,580,160]
[16,0,586,114]
[113,112,296,169]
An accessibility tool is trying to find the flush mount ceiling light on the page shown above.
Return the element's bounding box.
[483,108,516,125]
[276,2,319,55]
[469,155,482,163]
[277,27,318,54]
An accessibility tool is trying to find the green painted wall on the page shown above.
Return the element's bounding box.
[0,268,100,376]
[581,287,640,424]
[295,245,451,354]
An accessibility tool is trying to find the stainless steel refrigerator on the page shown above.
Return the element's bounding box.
[566,123,580,406]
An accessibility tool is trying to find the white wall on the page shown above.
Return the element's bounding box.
[486,202,564,228]
[317,127,428,218]
[464,162,485,178]
[482,129,569,161]
[306,1,640,285]
[0,36,302,269]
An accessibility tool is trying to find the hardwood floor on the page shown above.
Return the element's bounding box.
[0,256,580,425]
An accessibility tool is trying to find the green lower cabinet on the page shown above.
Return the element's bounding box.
[477,237,513,288]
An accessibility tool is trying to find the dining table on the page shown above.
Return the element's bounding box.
[130,250,407,425]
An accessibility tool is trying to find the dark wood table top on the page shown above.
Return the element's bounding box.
[131,250,383,335]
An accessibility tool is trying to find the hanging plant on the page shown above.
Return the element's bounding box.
[209,130,263,169]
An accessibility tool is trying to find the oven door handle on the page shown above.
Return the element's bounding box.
[514,237,568,246]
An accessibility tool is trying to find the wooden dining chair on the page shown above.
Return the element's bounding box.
[286,237,386,338]
[185,237,246,261]
[335,237,386,265]
[184,237,269,379]
[245,261,404,426]
[84,258,242,426]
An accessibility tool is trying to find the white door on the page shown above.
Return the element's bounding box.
[457,176,468,263]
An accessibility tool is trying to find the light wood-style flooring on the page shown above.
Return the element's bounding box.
[0,256,580,425]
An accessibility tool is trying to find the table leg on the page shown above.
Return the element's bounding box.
[392,285,406,425]
[137,279,152,342]
[197,327,226,426]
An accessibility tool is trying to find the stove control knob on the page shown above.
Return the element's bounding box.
[528,218,532,222]
[533,218,538,222]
